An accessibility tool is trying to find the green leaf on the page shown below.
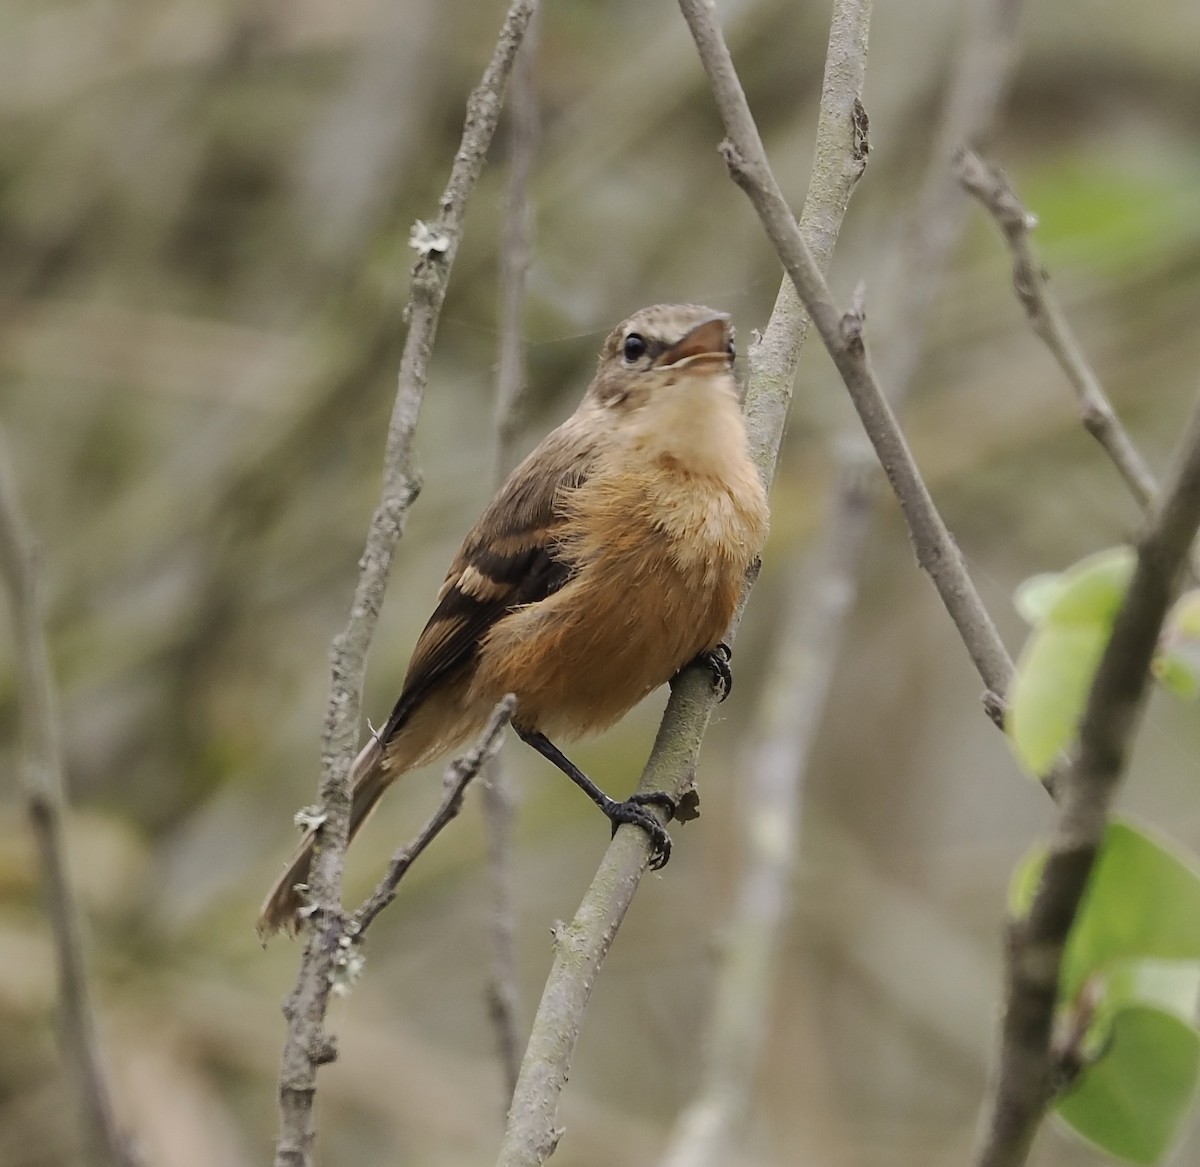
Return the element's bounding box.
[1011,823,1200,1163]
[1102,959,1200,1028]
[1166,590,1200,639]
[1154,590,1200,701]
[1055,1006,1200,1165]
[1007,547,1135,776]
[1063,822,1200,1000]
[1011,821,1200,999]
[1154,652,1200,700]
[1014,572,1068,625]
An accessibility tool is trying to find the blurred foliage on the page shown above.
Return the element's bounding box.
[2,0,1200,1165]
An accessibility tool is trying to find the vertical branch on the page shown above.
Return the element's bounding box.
[272,4,539,1165]
[484,9,542,1106]
[0,435,136,1167]
[482,754,523,1103]
[494,4,871,1164]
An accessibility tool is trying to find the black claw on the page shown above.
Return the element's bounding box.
[696,642,733,701]
[605,795,674,869]
[627,790,677,818]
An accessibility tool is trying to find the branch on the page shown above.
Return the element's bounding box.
[482,752,523,1103]
[349,697,517,938]
[972,386,1200,1167]
[495,2,871,1163]
[658,449,876,1167]
[956,148,1159,511]
[678,0,1015,704]
[0,434,137,1167]
[485,13,541,1105]
[273,4,538,1165]
[659,3,1026,1159]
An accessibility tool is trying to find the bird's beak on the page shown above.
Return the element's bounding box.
[654,315,733,370]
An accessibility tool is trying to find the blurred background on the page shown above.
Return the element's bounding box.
[2,0,1200,1164]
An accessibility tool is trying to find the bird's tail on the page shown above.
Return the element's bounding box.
[257,733,394,936]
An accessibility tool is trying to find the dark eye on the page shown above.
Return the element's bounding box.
[622,333,648,362]
[726,338,736,359]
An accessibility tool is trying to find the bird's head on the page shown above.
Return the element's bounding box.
[586,303,737,413]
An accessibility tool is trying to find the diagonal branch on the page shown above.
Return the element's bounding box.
[678,0,1015,704]
[972,385,1200,1167]
[494,3,871,1164]
[956,148,1159,511]
[0,434,137,1167]
[272,4,539,1166]
[349,697,517,939]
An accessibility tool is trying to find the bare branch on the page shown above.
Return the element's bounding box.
[658,450,876,1167]
[972,386,1200,1167]
[660,2,1027,1159]
[273,4,539,1165]
[350,697,517,938]
[482,755,524,1103]
[679,0,1015,703]
[495,3,872,1163]
[484,13,541,1104]
[956,148,1159,511]
[0,435,137,1167]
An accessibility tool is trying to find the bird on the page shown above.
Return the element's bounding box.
[258,303,769,935]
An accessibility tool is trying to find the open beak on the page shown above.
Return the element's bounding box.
[654,315,733,370]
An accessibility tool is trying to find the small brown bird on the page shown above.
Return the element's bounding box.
[259,304,769,934]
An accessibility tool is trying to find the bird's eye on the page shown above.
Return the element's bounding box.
[622,333,648,362]
[726,339,736,359]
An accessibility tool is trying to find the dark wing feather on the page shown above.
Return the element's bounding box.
[378,424,592,742]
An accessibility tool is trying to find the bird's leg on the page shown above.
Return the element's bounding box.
[514,727,674,870]
[673,641,733,702]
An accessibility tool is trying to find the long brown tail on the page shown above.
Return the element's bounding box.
[257,735,392,936]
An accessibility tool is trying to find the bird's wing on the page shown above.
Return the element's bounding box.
[379,422,593,740]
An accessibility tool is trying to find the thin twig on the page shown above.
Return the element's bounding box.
[484,12,541,1106]
[482,756,523,1102]
[0,435,137,1167]
[678,0,1015,705]
[658,450,876,1167]
[494,4,871,1163]
[972,386,1200,1167]
[956,148,1158,510]
[350,697,517,937]
[273,4,538,1165]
